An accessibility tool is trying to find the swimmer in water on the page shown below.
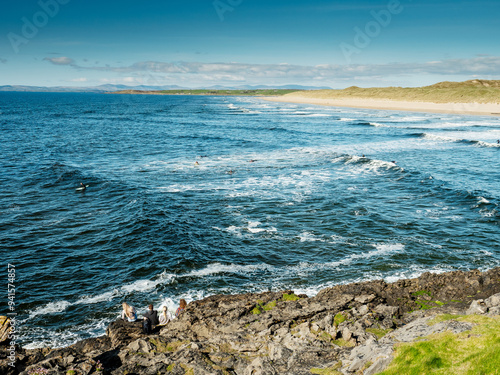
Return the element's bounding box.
[194,161,199,166]
[227,170,234,175]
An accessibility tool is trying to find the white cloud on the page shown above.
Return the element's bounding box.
[45,56,500,86]
[44,56,75,66]
[73,56,500,77]
[69,77,88,82]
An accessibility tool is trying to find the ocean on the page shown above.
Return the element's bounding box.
[1,92,499,349]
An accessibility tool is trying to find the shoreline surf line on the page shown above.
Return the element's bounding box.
[261,96,500,117]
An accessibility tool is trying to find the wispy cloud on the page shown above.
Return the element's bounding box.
[43,56,75,66]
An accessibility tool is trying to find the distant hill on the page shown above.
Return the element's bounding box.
[0,84,187,93]
[0,84,331,93]
[112,89,303,96]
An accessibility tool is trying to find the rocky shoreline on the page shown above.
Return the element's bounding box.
[2,267,500,375]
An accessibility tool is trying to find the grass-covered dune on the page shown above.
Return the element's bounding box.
[283,80,500,104]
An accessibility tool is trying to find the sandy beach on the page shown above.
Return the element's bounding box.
[262,95,500,117]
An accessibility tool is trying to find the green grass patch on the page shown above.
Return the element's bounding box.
[251,307,262,315]
[378,315,500,375]
[333,313,346,327]
[411,290,432,297]
[180,364,194,375]
[282,293,300,301]
[166,340,188,352]
[310,366,342,375]
[317,331,334,342]
[366,328,393,339]
[427,314,463,325]
[415,301,434,310]
[415,300,447,310]
[149,338,169,353]
[332,338,355,348]
[263,300,276,311]
[167,363,175,372]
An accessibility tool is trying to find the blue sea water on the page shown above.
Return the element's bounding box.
[1,92,499,348]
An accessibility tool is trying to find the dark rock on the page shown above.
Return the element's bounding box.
[4,267,500,375]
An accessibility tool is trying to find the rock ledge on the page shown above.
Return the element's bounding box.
[1,267,500,375]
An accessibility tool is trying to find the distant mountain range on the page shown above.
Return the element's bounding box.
[0,84,332,93]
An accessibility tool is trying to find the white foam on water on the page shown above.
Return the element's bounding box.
[339,158,400,176]
[474,140,500,148]
[480,250,493,256]
[221,220,278,236]
[246,225,267,234]
[322,243,405,268]
[297,232,329,242]
[479,208,498,218]
[22,318,111,349]
[294,113,331,117]
[275,243,406,275]
[477,196,490,204]
[29,300,72,318]
[382,265,454,283]
[76,290,119,305]
[411,121,485,129]
[184,262,275,278]
[421,132,500,148]
[223,170,331,201]
[120,279,160,294]
[389,115,432,123]
[247,221,276,233]
[421,133,456,142]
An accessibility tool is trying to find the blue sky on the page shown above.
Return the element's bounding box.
[1,0,499,88]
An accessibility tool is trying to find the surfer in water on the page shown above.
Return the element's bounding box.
[79,182,86,191]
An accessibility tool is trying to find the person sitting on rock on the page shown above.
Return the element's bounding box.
[175,299,187,318]
[121,302,137,322]
[143,304,159,326]
[158,306,171,325]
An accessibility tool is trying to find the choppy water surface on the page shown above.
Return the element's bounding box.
[1,92,499,348]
